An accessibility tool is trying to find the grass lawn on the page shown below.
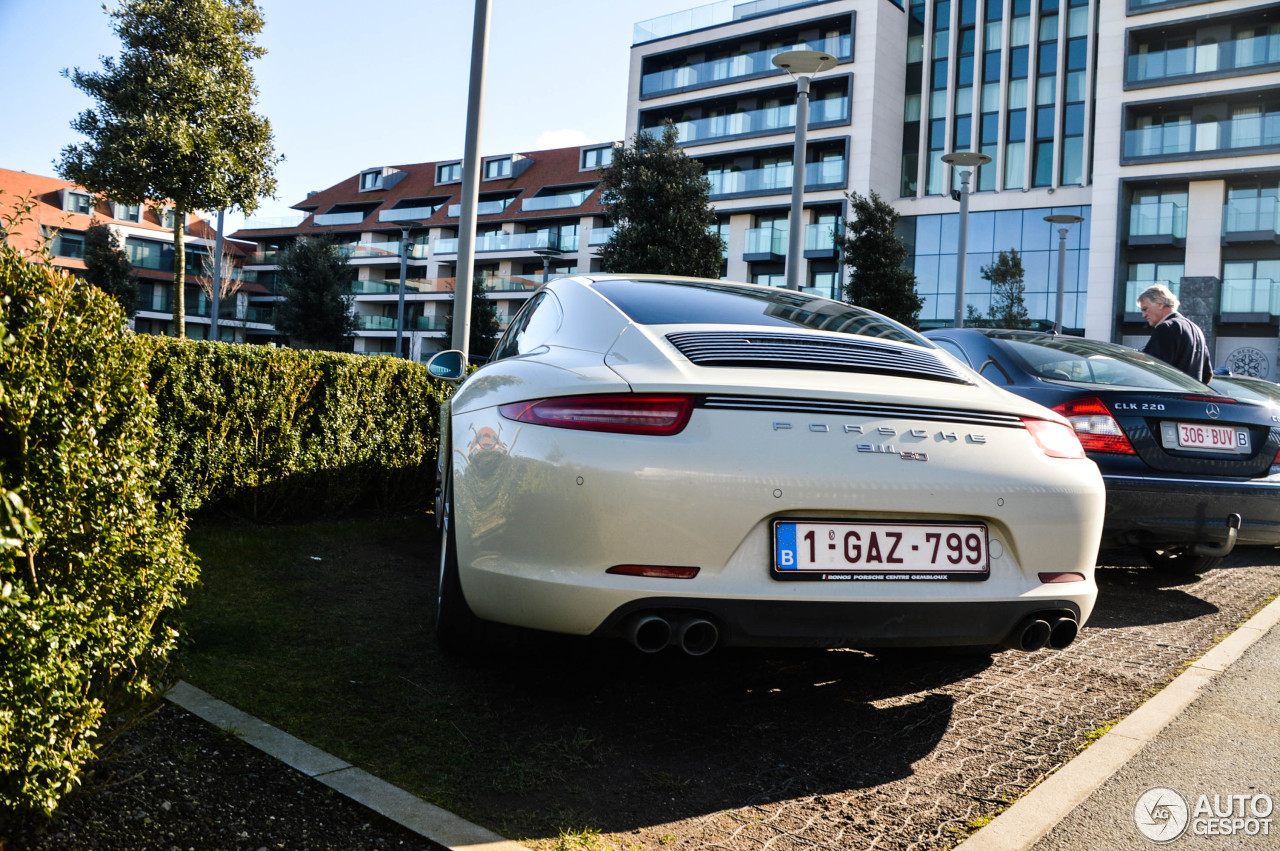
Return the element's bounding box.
[181,514,636,848]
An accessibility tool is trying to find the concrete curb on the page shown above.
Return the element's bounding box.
[165,680,530,851]
[958,595,1280,850]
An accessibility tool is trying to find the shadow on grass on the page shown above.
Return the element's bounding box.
[180,514,976,844]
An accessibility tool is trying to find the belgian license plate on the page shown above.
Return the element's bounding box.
[773,520,989,581]
[1161,421,1249,454]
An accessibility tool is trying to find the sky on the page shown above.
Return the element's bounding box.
[0,0,700,232]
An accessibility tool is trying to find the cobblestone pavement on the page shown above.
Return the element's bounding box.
[612,554,1280,851]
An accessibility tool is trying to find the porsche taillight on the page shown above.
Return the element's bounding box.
[498,394,694,435]
[1021,418,1087,459]
[1051,397,1136,455]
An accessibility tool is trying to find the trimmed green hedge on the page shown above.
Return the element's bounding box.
[0,235,195,818]
[136,338,450,523]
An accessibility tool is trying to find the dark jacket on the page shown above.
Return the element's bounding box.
[1143,311,1212,383]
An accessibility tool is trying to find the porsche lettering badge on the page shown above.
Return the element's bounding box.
[771,422,986,461]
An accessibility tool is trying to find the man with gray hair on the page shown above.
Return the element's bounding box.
[1137,284,1212,383]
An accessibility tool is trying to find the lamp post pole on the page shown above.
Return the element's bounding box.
[772,50,836,291]
[210,208,224,341]
[941,151,990,328]
[454,0,491,362]
[396,225,411,358]
[1045,213,1085,334]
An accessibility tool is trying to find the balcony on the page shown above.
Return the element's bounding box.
[411,315,450,331]
[1127,34,1280,84]
[744,227,788,261]
[633,0,828,44]
[1221,278,1280,317]
[1223,197,1280,244]
[136,291,172,313]
[640,34,852,97]
[446,199,513,217]
[356,314,397,331]
[481,274,545,292]
[805,223,840,257]
[708,158,846,198]
[342,241,428,261]
[313,211,367,226]
[1128,202,1187,245]
[247,249,285,266]
[1124,114,1280,160]
[588,225,615,246]
[659,96,849,146]
[521,189,594,212]
[349,279,399,295]
[431,231,568,254]
[242,305,276,324]
[377,205,442,223]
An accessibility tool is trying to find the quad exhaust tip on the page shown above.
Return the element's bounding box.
[1005,612,1079,652]
[625,613,721,656]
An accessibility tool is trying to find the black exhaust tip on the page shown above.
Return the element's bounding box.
[1048,616,1078,650]
[626,614,672,653]
[1005,617,1052,652]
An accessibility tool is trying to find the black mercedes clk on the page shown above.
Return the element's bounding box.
[925,329,1280,574]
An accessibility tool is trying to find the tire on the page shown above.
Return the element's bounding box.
[434,468,485,652]
[1139,545,1222,576]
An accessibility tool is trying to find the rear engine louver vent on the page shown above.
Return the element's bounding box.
[665,331,971,384]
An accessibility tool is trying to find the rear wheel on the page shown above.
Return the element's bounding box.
[435,468,485,651]
[1139,545,1222,576]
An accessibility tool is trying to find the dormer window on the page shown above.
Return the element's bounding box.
[64,190,93,215]
[359,169,384,191]
[581,145,616,170]
[111,202,143,223]
[437,162,462,184]
[483,157,512,180]
[159,208,184,230]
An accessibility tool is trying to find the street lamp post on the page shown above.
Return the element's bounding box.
[940,151,991,327]
[1044,213,1085,335]
[396,225,414,358]
[772,49,837,291]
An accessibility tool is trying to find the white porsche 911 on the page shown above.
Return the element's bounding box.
[428,275,1105,656]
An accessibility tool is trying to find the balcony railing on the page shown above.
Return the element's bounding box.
[640,34,852,96]
[658,96,849,146]
[348,279,400,295]
[342,241,428,261]
[1224,197,1280,236]
[313,211,367,226]
[1221,278,1280,315]
[1123,280,1180,311]
[242,305,276,324]
[588,225,615,246]
[432,231,569,254]
[136,292,171,313]
[1129,202,1188,239]
[356,314,398,330]
[633,0,823,44]
[446,199,512,217]
[412,315,450,331]
[1127,34,1280,83]
[708,159,845,197]
[377,205,442,223]
[1124,114,1280,158]
[805,223,839,252]
[744,227,788,256]
[248,249,285,266]
[521,190,594,212]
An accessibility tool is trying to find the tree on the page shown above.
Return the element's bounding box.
[982,249,1031,329]
[273,235,356,350]
[82,221,138,317]
[58,0,280,339]
[444,276,502,360]
[838,191,922,329]
[598,123,724,278]
[196,244,246,338]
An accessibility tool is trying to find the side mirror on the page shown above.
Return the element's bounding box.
[426,350,468,382]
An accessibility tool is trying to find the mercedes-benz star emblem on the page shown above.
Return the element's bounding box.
[1206,404,1220,420]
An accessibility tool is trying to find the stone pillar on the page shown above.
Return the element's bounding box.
[1178,276,1219,359]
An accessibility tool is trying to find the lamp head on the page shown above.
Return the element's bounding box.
[1044,214,1085,225]
[772,50,838,77]
[941,151,992,168]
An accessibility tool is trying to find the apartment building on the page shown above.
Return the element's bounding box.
[231,144,616,360]
[628,0,1280,375]
[0,168,263,342]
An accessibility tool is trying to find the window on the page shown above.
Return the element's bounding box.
[359,170,383,191]
[113,203,142,223]
[437,162,462,183]
[581,146,614,170]
[53,231,85,259]
[483,157,512,180]
[65,191,93,215]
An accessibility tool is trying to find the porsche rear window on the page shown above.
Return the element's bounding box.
[590,279,925,346]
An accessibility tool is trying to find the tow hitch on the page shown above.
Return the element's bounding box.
[1193,513,1242,558]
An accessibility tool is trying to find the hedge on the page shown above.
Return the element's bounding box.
[136,339,451,523]
[0,232,196,818]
